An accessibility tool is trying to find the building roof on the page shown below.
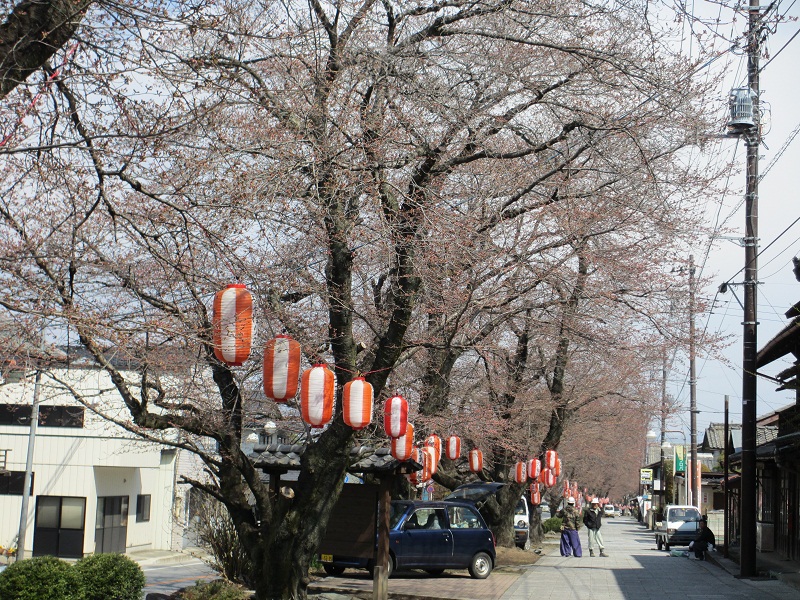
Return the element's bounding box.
[249,444,422,475]
[757,425,779,446]
[701,423,742,451]
[756,317,800,369]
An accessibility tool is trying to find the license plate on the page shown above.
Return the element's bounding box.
[321,554,333,562]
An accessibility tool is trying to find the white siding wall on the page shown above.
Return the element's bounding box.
[0,366,190,557]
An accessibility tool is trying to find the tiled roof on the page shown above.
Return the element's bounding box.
[249,444,421,474]
[702,423,742,450]
[757,425,779,446]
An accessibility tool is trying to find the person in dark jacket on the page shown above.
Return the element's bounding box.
[582,498,609,557]
[689,515,716,560]
[556,497,582,557]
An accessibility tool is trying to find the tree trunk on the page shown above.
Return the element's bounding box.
[0,0,93,98]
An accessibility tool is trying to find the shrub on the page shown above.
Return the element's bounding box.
[0,555,78,600]
[542,516,563,534]
[190,491,254,586]
[73,553,146,600]
[177,580,250,600]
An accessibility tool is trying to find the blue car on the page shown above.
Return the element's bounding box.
[321,500,496,578]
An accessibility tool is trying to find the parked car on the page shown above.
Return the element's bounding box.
[654,505,702,551]
[320,500,496,579]
[444,481,531,551]
[603,504,615,518]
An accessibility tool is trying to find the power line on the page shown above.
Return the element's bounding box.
[759,26,800,73]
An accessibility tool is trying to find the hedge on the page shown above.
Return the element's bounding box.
[0,553,146,600]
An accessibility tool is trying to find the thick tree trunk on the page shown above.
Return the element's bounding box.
[0,0,93,98]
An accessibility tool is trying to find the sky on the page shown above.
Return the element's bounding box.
[661,0,800,446]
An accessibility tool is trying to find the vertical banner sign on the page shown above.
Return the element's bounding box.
[674,446,686,473]
[639,468,653,485]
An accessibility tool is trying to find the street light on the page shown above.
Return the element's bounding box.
[661,429,688,505]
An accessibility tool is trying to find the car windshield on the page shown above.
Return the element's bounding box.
[670,508,701,521]
[515,498,527,515]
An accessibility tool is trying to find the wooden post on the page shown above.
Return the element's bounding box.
[373,474,392,600]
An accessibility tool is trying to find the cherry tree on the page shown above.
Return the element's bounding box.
[0,1,729,597]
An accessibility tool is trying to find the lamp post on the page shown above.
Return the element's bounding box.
[661,429,688,505]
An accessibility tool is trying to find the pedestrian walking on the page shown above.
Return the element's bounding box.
[688,515,716,560]
[582,497,609,557]
[556,497,582,557]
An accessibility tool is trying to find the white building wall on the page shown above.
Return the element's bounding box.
[0,366,194,557]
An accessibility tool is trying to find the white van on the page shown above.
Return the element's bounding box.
[654,505,702,551]
[514,496,531,550]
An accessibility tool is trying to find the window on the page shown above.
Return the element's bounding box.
[39,405,84,428]
[446,505,482,529]
[0,404,84,428]
[0,404,32,425]
[136,494,151,522]
[0,471,33,495]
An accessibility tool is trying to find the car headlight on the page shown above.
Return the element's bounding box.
[516,520,527,528]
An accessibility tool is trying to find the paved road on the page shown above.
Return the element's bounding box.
[142,560,217,598]
[311,516,800,600]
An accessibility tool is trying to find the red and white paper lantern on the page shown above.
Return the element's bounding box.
[212,284,253,366]
[383,394,409,438]
[541,468,556,488]
[391,423,415,461]
[544,449,558,470]
[425,434,442,464]
[408,447,421,485]
[514,461,527,484]
[531,484,542,505]
[468,448,483,473]
[422,446,438,479]
[527,458,541,480]
[343,377,373,430]
[300,364,335,428]
[263,335,301,401]
[445,435,461,460]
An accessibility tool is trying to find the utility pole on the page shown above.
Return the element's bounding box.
[660,352,668,511]
[689,254,698,508]
[16,362,43,561]
[739,0,762,578]
[724,395,730,559]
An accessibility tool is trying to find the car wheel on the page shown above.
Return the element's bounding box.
[424,568,445,575]
[656,537,663,551]
[368,555,394,578]
[323,564,345,576]
[468,551,493,579]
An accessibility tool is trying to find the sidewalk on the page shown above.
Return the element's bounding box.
[129,546,211,568]
[503,517,800,600]
[709,545,800,594]
[310,517,800,600]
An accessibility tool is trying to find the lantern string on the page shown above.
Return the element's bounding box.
[0,42,80,149]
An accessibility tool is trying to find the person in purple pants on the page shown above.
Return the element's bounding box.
[556,497,583,557]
